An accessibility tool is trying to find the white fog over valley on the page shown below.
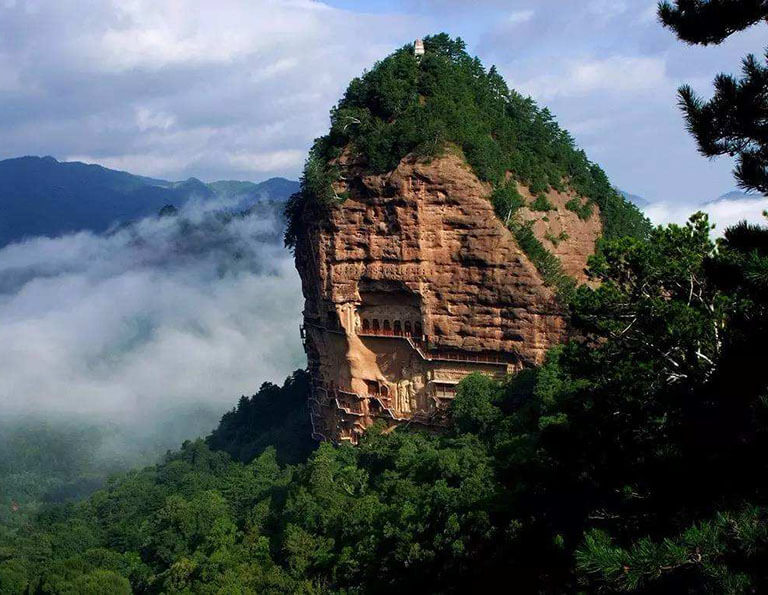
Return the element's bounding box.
[0,187,762,460]
[0,199,304,457]
[647,196,767,232]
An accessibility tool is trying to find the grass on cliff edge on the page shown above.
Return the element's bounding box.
[285,33,650,268]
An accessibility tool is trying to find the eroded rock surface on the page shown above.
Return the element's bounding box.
[515,184,603,283]
[294,152,602,442]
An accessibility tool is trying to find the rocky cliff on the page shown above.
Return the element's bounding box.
[288,34,646,443]
[293,150,602,442]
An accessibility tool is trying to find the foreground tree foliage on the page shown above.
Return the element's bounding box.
[1,213,767,593]
[659,0,768,192]
[658,0,768,45]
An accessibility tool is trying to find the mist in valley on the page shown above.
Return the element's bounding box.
[645,194,768,232]
[0,197,305,516]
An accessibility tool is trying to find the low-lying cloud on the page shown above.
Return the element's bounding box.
[0,201,305,431]
[645,196,767,233]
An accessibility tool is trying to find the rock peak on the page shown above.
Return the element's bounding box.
[294,150,600,443]
[288,34,646,443]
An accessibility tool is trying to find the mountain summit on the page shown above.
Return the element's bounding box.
[288,34,649,443]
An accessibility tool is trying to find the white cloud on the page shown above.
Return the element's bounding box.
[587,0,628,20]
[226,149,306,172]
[135,107,177,131]
[517,55,668,100]
[97,0,324,71]
[508,10,534,24]
[0,0,416,181]
[0,201,305,421]
[251,57,301,83]
[573,57,666,93]
[638,2,660,23]
[0,54,21,92]
[645,197,768,233]
[65,153,195,177]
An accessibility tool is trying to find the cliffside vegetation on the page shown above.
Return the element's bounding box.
[285,34,650,292]
[3,213,767,593]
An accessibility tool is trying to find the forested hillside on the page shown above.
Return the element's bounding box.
[286,34,649,254]
[206,371,314,465]
[2,213,766,593]
[285,34,649,304]
[0,408,224,541]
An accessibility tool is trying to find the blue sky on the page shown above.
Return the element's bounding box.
[0,0,765,205]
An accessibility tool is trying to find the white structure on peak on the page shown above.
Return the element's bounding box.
[414,38,425,57]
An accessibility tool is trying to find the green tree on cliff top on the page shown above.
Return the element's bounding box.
[285,33,648,250]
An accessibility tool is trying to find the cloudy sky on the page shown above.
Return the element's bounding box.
[0,0,766,205]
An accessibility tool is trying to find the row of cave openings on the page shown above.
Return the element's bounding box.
[360,318,423,337]
[323,309,424,338]
[365,379,389,398]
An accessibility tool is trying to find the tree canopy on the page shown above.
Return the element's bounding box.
[658,0,768,45]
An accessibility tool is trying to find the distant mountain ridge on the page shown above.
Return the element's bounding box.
[0,156,299,246]
[703,190,766,206]
[617,189,649,208]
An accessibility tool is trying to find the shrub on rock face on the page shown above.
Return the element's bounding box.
[531,194,555,212]
[491,182,526,225]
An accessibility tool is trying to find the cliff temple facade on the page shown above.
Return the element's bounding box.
[300,280,518,443]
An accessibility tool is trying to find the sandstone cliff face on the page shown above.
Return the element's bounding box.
[515,184,603,283]
[294,151,602,442]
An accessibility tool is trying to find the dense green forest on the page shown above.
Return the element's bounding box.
[1,213,767,593]
[285,34,649,257]
[0,407,226,541]
[0,422,114,536]
[206,371,314,466]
